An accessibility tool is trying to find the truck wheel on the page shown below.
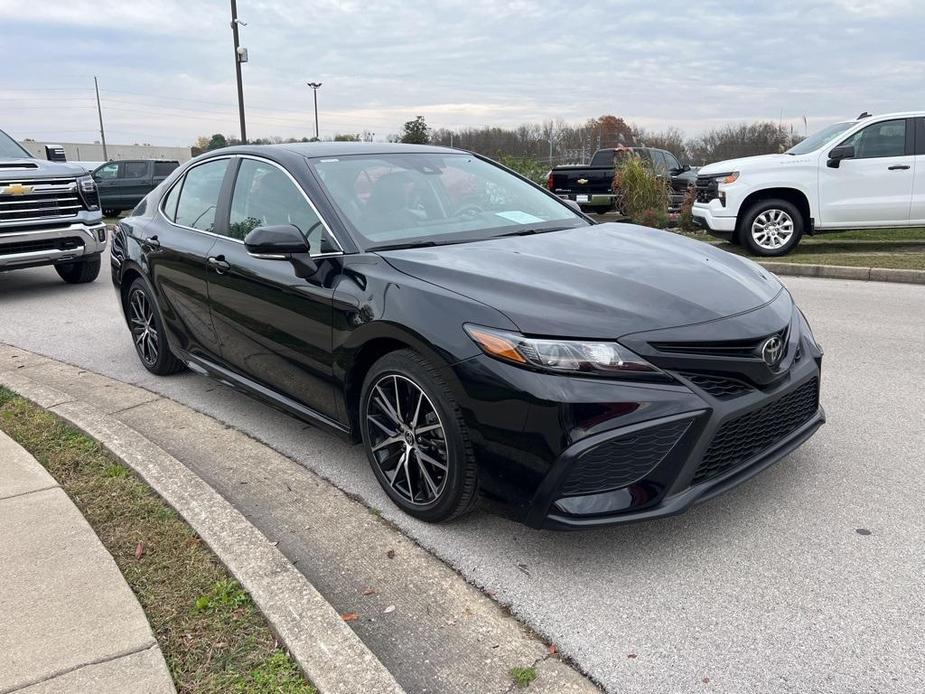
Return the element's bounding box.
[739,199,803,256]
[55,255,101,284]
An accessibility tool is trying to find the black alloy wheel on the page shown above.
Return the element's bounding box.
[126,278,185,375]
[360,350,478,522]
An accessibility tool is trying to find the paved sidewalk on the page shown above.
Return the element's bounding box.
[0,431,174,694]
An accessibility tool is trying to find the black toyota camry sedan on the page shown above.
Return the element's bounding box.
[110,143,824,529]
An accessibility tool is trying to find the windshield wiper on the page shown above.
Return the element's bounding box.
[368,240,440,252]
[494,225,571,238]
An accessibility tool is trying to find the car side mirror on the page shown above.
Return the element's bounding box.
[827,144,854,168]
[244,224,317,278]
[562,199,583,213]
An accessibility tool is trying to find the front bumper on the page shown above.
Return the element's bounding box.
[692,200,737,236]
[0,221,107,270]
[557,192,615,208]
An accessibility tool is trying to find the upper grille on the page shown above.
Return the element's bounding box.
[693,377,819,485]
[0,178,82,224]
[652,328,788,359]
[681,372,753,399]
[695,176,718,203]
[560,418,691,496]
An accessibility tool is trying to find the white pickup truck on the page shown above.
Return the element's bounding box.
[692,112,925,256]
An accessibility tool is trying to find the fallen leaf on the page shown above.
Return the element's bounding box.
[386,549,395,559]
[341,612,359,622]
[269,540,279,546]
[383,604,396,614]
[703,677,711,684]
[134,542,145,560]
[362,587,378,596]
[627,653,637,659]
[547,644,558,655]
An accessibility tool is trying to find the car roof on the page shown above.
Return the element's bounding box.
[216,142,461,159]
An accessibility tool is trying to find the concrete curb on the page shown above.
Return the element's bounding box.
[758,261,925,285]
[0,378,404,694]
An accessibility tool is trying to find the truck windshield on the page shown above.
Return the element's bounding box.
[310,153,587,250]
[786,121,853,155]
[0,130,31,159]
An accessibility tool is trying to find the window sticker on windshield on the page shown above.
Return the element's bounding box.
[496,211,544,224]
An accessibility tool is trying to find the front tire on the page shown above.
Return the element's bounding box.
[125,278,185,375]
[55,255,101,284]
[360,350,478,523]
[739,198,803,256]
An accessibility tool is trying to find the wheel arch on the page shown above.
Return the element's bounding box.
[737,187,813,240]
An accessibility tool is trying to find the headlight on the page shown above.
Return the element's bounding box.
[715,172,739,185]
[464,325,666,379]
[798,310,824,355]
[77,174,96,193]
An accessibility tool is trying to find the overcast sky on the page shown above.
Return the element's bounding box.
[1,0,922,147]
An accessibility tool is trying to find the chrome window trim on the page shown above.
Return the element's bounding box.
[234,154,344,256]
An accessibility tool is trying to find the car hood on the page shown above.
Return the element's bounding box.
[0,157,90,179]
[378,223,783,339]
[697,153,813,176]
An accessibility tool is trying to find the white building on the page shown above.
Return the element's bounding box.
[18,140,193,164]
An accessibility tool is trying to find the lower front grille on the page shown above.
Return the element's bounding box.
[681,372,753,399]
[693,377,819,485]
[0,237,84,256]
[560,418,692,496]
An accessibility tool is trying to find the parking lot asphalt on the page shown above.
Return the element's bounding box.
[1,259,923,694]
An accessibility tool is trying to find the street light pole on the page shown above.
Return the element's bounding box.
[230,0,247,143]
[93,76,108,161]
[307,82,322,140]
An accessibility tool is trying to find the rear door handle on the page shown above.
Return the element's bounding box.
[207,255,231,273]
[888,165,910,170]
[143,234,160,248]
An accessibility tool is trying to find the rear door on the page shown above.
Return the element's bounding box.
[120,161,152,209]
[911,116,925,224]
[205,156,341,419]
[817,118,914,226]
[145,157,231,361]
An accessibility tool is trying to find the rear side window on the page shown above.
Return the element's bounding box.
[162,184,180,221]
[174,159,228,232]
[154,161,178,177]
[841,119,907,159]
[123,161,148,179]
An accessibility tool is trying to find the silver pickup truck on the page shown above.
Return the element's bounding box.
[1,129,106,283]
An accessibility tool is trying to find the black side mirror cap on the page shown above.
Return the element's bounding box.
[827,144,854,168]
[244,224,317,278]
[244,224,310,255]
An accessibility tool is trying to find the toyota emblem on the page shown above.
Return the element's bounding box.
[760,335,784,367]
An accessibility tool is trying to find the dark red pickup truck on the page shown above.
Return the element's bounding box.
[547,146,697,214]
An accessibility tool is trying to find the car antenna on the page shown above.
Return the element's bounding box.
[856,111,871,119]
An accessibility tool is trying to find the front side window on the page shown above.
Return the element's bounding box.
[95,163,119,180]
[228,159,332,251]
[311,153,586,250]
[840,119,907,159]
[664,152,681,170]
[650,150,668,173]
[173,159,228,232]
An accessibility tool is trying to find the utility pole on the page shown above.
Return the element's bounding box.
[93,76,108,160]
[230,0,247,143]
[307,82,322,140]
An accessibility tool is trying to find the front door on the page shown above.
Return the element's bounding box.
[818,118,914,226]
[206,156,341,419]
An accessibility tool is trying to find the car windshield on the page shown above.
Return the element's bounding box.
[0,129,31,159]
[310,152,588,250]
[786,121,854,155]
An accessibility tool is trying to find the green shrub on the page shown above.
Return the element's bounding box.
[613,156,669,228]
[495,154,549,186]
[678,184,698,231]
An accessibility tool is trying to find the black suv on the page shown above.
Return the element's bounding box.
[111,143,824,528]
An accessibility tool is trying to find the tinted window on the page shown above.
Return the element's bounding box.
[228,159,331,251]
[154,161,178,177]
[590,150,615,167]
[650,150,668,173]
[311,153,586,249]
[122,161,148,179]
[162,183,180,221]
[174,159,228,232]
[95,163,119,180]
[664,151,681,170]
[841,119,907,159]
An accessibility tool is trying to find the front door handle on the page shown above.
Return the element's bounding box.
[207,255,231,273]
[144,234,160,248]
[888,165,910,170]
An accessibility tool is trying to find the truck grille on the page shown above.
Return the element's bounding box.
[560,418,692,496]
[0,236,84,256]
[0,178,82,224]
[693,377,819,485]
[695,176,718,203]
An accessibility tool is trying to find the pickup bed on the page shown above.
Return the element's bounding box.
[92,159,179,217]
[547,147,696,213]
[0,128,106,283]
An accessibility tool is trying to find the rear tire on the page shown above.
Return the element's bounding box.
[125,278,186,375]
[360,349,478,523]
[739,198,803,256]
[55,255,101,284]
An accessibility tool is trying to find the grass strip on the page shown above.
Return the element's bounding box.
[0,387,316,694]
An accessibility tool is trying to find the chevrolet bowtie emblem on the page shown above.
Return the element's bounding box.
[3,183,33,196]
[577,178,589,185]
